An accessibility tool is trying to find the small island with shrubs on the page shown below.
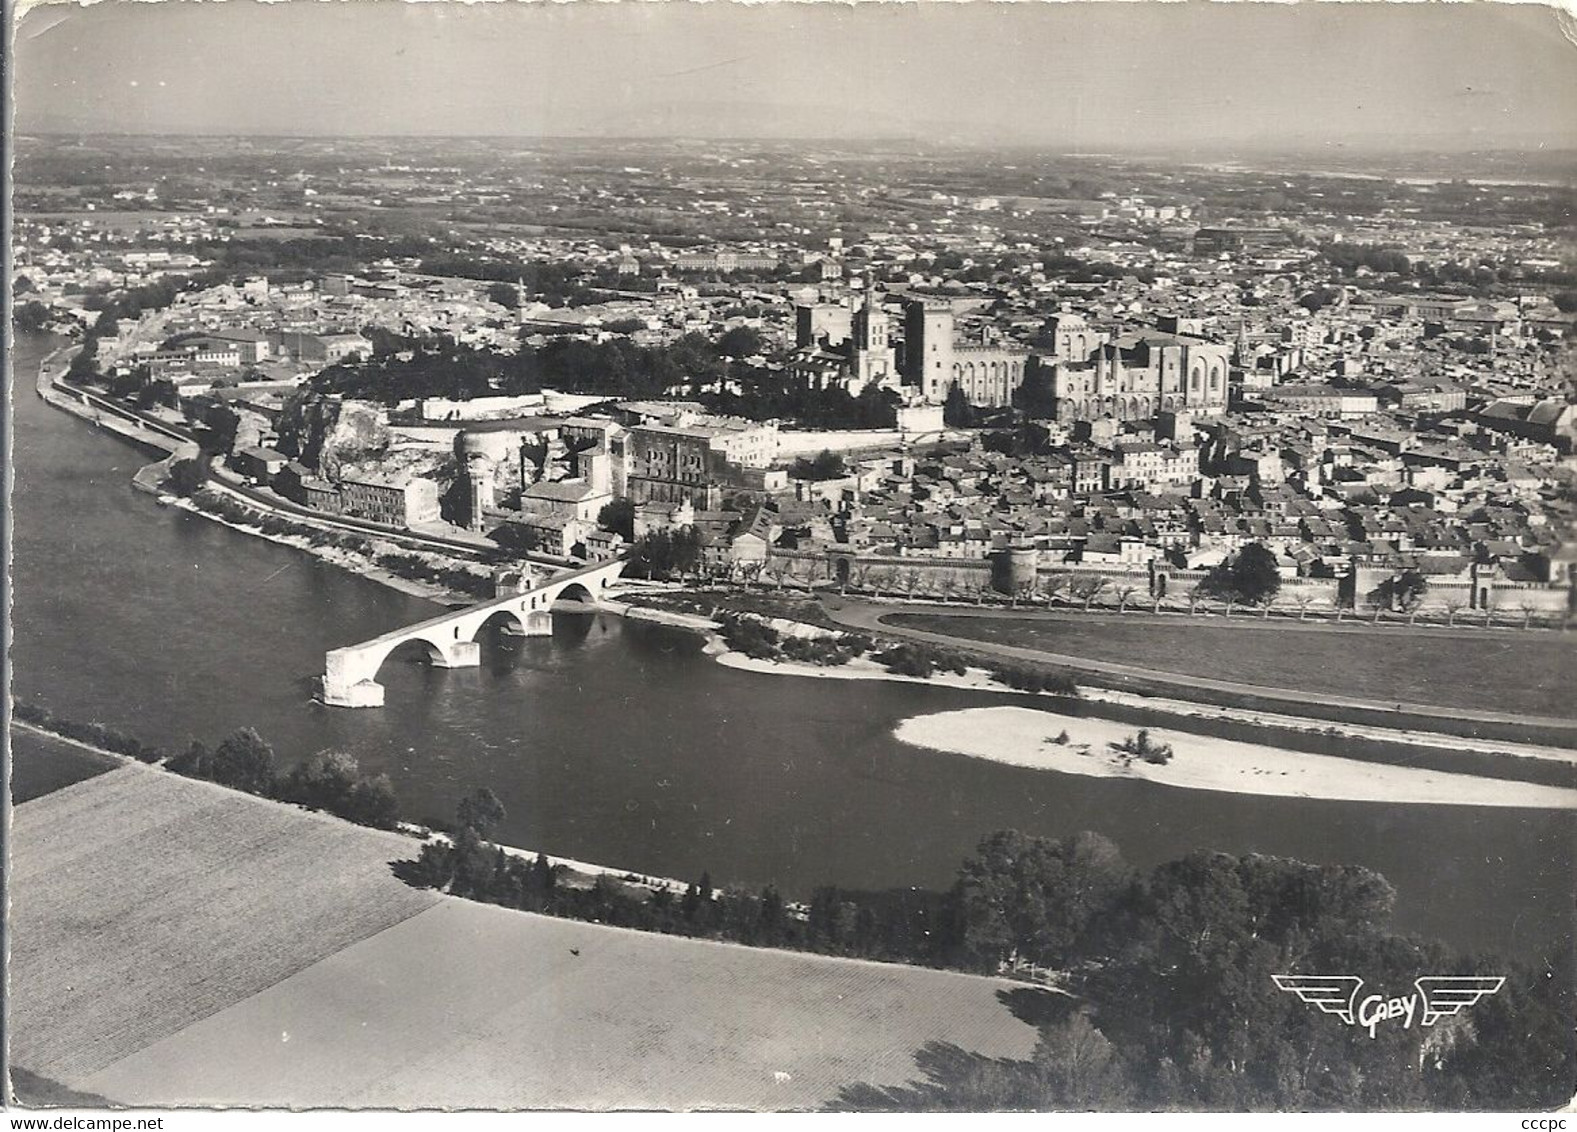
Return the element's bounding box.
[712,611,1080,698]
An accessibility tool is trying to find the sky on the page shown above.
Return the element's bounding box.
[12,0,1577,151]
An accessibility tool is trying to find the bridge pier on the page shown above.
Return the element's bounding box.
[322,677,386,709]
[431,640,481,667]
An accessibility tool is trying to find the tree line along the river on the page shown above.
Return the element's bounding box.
[16,704,400,832]
[404,790,1573,1112]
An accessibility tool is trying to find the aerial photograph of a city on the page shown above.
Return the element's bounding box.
[4,0,1575,1118]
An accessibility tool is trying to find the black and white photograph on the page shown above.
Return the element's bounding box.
[5,0,1576,1117]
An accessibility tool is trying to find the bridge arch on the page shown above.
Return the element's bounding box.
[373,635,457,677]
[554,581,596,605]
[473,608,528,641]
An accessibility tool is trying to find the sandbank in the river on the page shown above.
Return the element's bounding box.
[893,705,1577,809]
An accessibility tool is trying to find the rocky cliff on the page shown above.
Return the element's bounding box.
[276,395,390,479]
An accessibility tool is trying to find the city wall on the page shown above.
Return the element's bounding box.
[774,429,906,457]
[763,549,1572,617]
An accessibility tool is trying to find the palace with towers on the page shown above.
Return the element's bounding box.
[902,298,1031,409]
[1037,312,1231,423]
[790,286,1229,422]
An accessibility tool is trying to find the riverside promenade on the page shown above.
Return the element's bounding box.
[35,345,197,464]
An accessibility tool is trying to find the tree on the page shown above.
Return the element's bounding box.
[166,457,207,497]
[13,299,51,332]
[485,282,519,310]
[1205,543,1282,607]
[1115,586,1137,614]
[457,786,507,838]
[1012,367,1058,420]
[493,523,540,555]
[1078,577,1109,612]
[1029,1015,1135,1109]
[346,774,400,829]
[1297,287,1341,313]
[281,749,361,811]
[597,497,636,541]
[717,325,766,358]
[629,526,702,579]
[954,829,1131,972]
[519,437,549,484]
[943,384,978,428]
[1392,569,1429,614]
[211,728,276,795]
[202,403,241,453]
[167,740,213,779]
[533,852,557,898]
[1367,590,1387,624]
[758,884,786,945]
[1116,730,1174,765]
[790,450,846,481]
[832,1017,1135,1111]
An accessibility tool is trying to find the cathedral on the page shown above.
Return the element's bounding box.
[787,283,898,396]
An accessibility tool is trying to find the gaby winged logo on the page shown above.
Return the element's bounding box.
[1273,974,1505,1039]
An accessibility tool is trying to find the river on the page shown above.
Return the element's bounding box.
[10,331,1573,962]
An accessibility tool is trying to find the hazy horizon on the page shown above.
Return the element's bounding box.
[13,1,1577,153]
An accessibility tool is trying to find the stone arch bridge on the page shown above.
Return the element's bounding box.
[321,558,625,707]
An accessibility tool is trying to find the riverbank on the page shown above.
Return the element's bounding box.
[708,637,1576,797]
[713,646,1576,767]
[39,351,485,606]
[170,491,474,606]
[31,340,500,608]
[34,346,194,461]
[821,598,1577,748]
[10,715,696,899]
[893,706,1577,810]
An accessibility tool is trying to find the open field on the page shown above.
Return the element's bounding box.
[887,612,1577,720]
[80,900,1040,1110]
[10,766,441,1082]
[10,726,120,803]
[13,762,1041,1109]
